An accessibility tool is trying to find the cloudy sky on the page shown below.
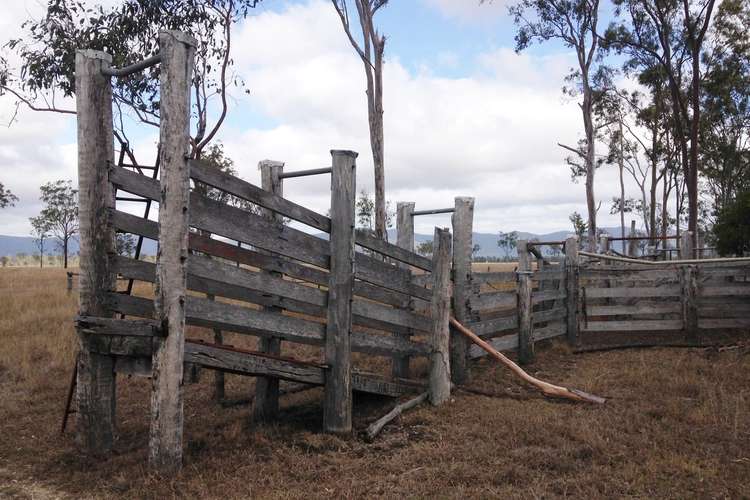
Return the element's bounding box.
[0,0,636,237]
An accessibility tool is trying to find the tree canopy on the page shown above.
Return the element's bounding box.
[2,0,262,158]
[0,182,18,208]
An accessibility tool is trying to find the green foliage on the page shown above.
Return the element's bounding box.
[701,0,750,210]
[193,142,256,210]
[712,190,750,256]
[569,211,587,240]
[29,215,51,268]
[497,231,518,258]
[36,180,78,268]
[355,190,393,231]
[416,240,433,257]
[0,182,18,208]
[116,233,136,257]
[2,0,262,156]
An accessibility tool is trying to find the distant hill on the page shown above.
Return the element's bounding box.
[400,227,628,258]
[1,226,628,259]
[0,235,157,257]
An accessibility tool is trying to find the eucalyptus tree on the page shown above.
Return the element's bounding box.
[497,231,519,260]
[701,0,750,214]
[36,180,78,269]
[603,0,717,251]
[29,215,51,268]
[2,0,261,161]
[507,0,607,251]
[331,0,389,240]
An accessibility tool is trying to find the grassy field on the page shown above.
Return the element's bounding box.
[0,267,749,498]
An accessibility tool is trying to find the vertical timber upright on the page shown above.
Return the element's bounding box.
[75,30,197,472]
[324,150,358,433]
[149,31,197,471]
[75,48,117,454]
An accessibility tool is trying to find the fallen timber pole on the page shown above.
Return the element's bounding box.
[579,250,750,266]
[365,391,429,441]
[449,317,605,404]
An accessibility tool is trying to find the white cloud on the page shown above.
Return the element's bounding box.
[221,0,625,234]
[1,0,641,240]
[0,1,80,236]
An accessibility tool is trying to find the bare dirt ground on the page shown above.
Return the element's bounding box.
[1,267,749,499]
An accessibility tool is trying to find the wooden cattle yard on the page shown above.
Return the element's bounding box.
[71,30,750,473]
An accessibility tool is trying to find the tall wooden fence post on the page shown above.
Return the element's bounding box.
[74,48,117,454]
[564,237,579,346]
[393,201,415,379]
[599,234,609,254]
[254,159,285,422]
[681,265,699,341]
[450,196,474,384]
[324,150,357,434]
[628,220,638,257]
[149,30,196,472]
[429,227,452,405]
[516,240,533,364]
[680,230,694,260]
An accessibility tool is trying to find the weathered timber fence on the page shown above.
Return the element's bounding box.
[464,238,572,365]
[578,259,750,347]
[71,29,750,476]
[598,225,717,261]
[73,31,452,472]
[396,198,474,383]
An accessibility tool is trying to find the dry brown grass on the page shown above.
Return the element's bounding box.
[1,267,749,499]
[472,262,519,273]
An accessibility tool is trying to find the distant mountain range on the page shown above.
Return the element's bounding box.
[0,226,630,258]
[0,235,159,258]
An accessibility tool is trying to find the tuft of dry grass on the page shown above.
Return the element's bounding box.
[0,267,749,499]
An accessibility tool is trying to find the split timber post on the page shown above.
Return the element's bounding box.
[599,234,609,254]
[75,48,117,454]
[254,160,285,422]
[564,237,579,345]
[516,240,534,364]
[681,265,699,341]
[393,201,415,379]
[450,197,474,384]
[628,220,638,257]
[680,231,694,260]
[149,30,196,471]
[324,150,357,434]
[429,227,452,405]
